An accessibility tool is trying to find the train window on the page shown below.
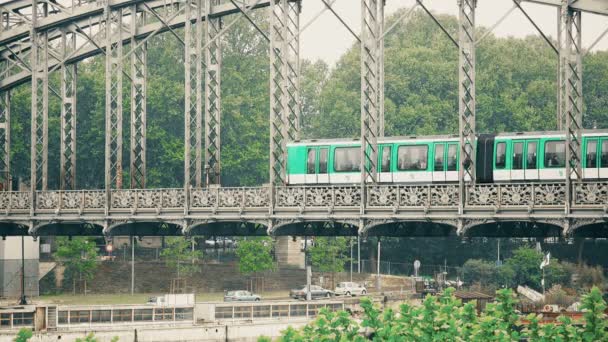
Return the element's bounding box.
[526,141,537,170]
[307,149,316,174]
[381,146,391,172]
[434,144,444,171]
[602,141,608,167]
[495,142,506,169]
[447,144,458,171]
[334,147,361,172]
[545,141,566,168]
[513,142,523,170]
[586,140,597,168]
[397,145,428,171]
[319,148,328,174]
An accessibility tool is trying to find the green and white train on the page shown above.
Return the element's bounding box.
[286,130,608,185]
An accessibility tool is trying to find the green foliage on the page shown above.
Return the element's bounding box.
[273,286,608,341]
[160,237,203,278]
[235,238,275,276]
[308,237,350,274]
[53,237,98,281]
[74,333,118,342]
[13,328,32,342]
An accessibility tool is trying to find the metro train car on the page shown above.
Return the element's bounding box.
[285,130,608,185]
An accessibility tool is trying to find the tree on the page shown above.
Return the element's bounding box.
[160,237,203,279]
[308,237,350,288]
[14,328,32,342]
[235,238,276,291]
[53,237,98,294]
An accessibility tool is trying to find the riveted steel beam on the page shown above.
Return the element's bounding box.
[60,29,77,190]
[105,6,124,190]
[0,91,9,191]
[204,0,222,186]
[184,0,203,189]
[458,0,476,204]
[378,0,385,138]
[361,0,380,188]
[130,5,147,189]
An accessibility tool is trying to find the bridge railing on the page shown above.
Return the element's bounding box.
[274,186,361,208]
[367,184,460,208]
[35,190,106,213]
[573,182,608,207]
[0,191,30,213]
[466,182,567,208]
[190,187,271,210]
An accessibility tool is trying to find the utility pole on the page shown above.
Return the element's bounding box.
[19,236,26,305]
[350,237,353,282]
[131,236,135,296]
[305,236,311,301]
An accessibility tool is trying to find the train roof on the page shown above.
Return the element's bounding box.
[287,129,608,146]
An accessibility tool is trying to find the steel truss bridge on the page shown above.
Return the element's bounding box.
[0,0,607,238]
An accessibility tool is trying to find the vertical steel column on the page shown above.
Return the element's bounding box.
[60,30,77,190]
[563,4,583,207]
[557,5,566,130]
[361,0,380,190]
[130,6,147,189]
[0,92,9,191]
[105,7,124,190]
[204,0,222,186]
[184,0,203,188]
[377,0,385,138]
[270,0,299,186]
[31,0,49,191]
[458,0,476,204]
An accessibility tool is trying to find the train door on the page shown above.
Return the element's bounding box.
[584,138,599,179]
[511,140,525,181]
[524,140,539,180]
[305,147,317,184]
[317,147,329,183]
[445,143,459,182]
[599,138,608,179]
[378,145,393,183]
[432,143,446,182]
[493,141,509,181]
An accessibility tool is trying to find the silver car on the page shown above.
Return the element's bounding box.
[223,290,261,302]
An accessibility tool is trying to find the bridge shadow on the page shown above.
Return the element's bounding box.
[572,222,608,238]
[187,222,268,236]
[464,221,563,238]
[0,222,31,237]
[33,222,104,236]
[365,221,457,237]
[272,221,358,237]
[107,221,183,237]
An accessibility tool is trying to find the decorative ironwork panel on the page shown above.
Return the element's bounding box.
[130,5,147,189]
[111,190,135,209]
[367,185,398,207]
[305,187,332,207]
[458,0,477,188]
[244,188,270,207]
[334,187,361,207]
[218,188,243,208]
[275,187,304,207]
[137,190,163,208]
[60,191,82,209]
[430,185,459,207]
[534,183,566,206]
[9,192,30,210]
[83,191,106,209]
[190,189,218,208]
[0,192,9,210]
[36,191,59,210]
[162,189,185,208]
[467,184,498,206]
[574,183,608,206]
[399,186,430,207]
[500,184,533,206]
[205,0,222,185]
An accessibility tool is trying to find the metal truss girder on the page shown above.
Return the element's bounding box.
[377,0,385,138]
[458,0,477,193]
[130,5,147,189]
[524,0,608,16]
[269,0,300,186]
[31,29,49,191]
[0,91,9,191]
[105,7,124,190]
[361,0,380,187]
[60,29,77,190]
[184,0,203,188]
[204,0,222,186]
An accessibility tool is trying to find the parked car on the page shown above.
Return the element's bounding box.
[205,238,236,248]
[334,282,367,296]
[290,285,333,300]
[223,290,261,302]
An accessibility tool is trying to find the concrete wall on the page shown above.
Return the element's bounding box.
[0,237,39,297]
[275,237,304,269]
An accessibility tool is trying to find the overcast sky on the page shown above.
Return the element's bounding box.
[299,0,608,65]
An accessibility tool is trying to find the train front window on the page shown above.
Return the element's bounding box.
[334,147,361,172]
[526,141,537,169]
[381,146,391,172]
[434,144,444,171]
[447,144,458,171]
[545,141,566,168]
[587,140,597,168]
[602,141,608,167]
[319,148,328,174]
[495,142,506,169]
[307,149,316,174]
[397,145,428,171]
[513,142,523,170]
